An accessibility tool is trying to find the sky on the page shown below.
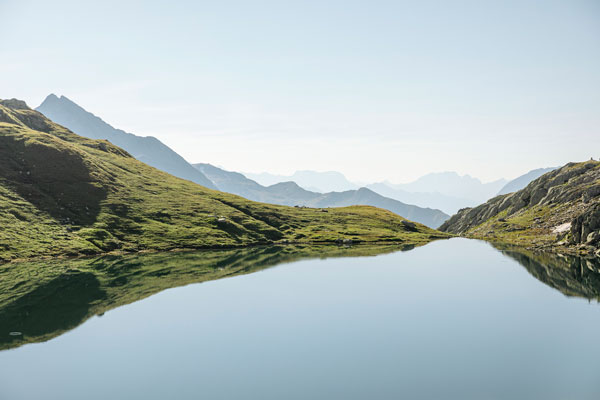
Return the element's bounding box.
[1,0,599,183]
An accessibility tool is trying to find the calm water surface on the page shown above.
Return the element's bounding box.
[1,238,599,399]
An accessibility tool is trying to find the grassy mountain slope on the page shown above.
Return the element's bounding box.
[439,161,600,255]
[195,163,449,228]
[0,99,447,262]
[36,94,216,189]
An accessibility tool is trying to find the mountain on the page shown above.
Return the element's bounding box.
[0,99,446,262]
[439,161,600,256]
[497,167,558,195]
[244,170,506,214]
[389,172,507,204]
[36,94,216,189]
[365,182,475,215]
[244,170,358,193]
[196,163,449,228]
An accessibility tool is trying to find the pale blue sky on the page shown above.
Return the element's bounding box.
[1,0,599,182]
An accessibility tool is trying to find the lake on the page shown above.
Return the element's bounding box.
[1,238,599,399]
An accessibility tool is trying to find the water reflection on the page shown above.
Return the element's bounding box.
[2,242,599,353]
[0,244,405,351]
[493,244,600,301]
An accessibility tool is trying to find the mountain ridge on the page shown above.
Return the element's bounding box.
[243,170,358,193]
[195,163,449,228]
[36,94,216,189]
[497,167,558,195]
[388,171,507,204]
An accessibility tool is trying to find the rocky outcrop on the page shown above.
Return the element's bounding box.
[570,203,600,248]
[439,161,600,255]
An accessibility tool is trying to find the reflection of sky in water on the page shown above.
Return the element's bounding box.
[1,238,599,400]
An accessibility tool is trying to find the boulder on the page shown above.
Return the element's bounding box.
[401,220,418,232]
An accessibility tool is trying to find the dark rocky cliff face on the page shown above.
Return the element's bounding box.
[570,203,600,246]
[439,161,600,256]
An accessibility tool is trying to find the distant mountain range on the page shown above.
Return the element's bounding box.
[196,164,449,228]
[364,172,505,216]
[497,167,558,195]
[389,172,507,203]
[244,170,358,193]
[364,182,475,215]
[36,94,216,189]
[245,170,508,215]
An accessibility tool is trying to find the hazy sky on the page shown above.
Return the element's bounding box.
[1,0,599,183]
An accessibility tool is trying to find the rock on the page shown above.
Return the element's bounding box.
[401,220,418,232]
[553,222,571,234]
[586,231,598,244]
[0,99,30,110]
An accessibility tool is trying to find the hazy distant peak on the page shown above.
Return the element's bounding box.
[40,94,94,116]
[293,170,347,177]
[40,93,70,108]
[497,167,558,195]
[245,169,358,193]
[41,93,59,103]
[267,181,304,190]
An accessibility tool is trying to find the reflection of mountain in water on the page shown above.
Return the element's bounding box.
[0,244,406,351]
[494,244,600,301]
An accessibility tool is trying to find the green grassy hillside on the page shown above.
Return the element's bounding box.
[440,161,600,255]
[0,99,447,262]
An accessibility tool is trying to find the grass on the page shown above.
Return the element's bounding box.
[0,102,449,262]
[466,206,558,247]
[0,243,415,351]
